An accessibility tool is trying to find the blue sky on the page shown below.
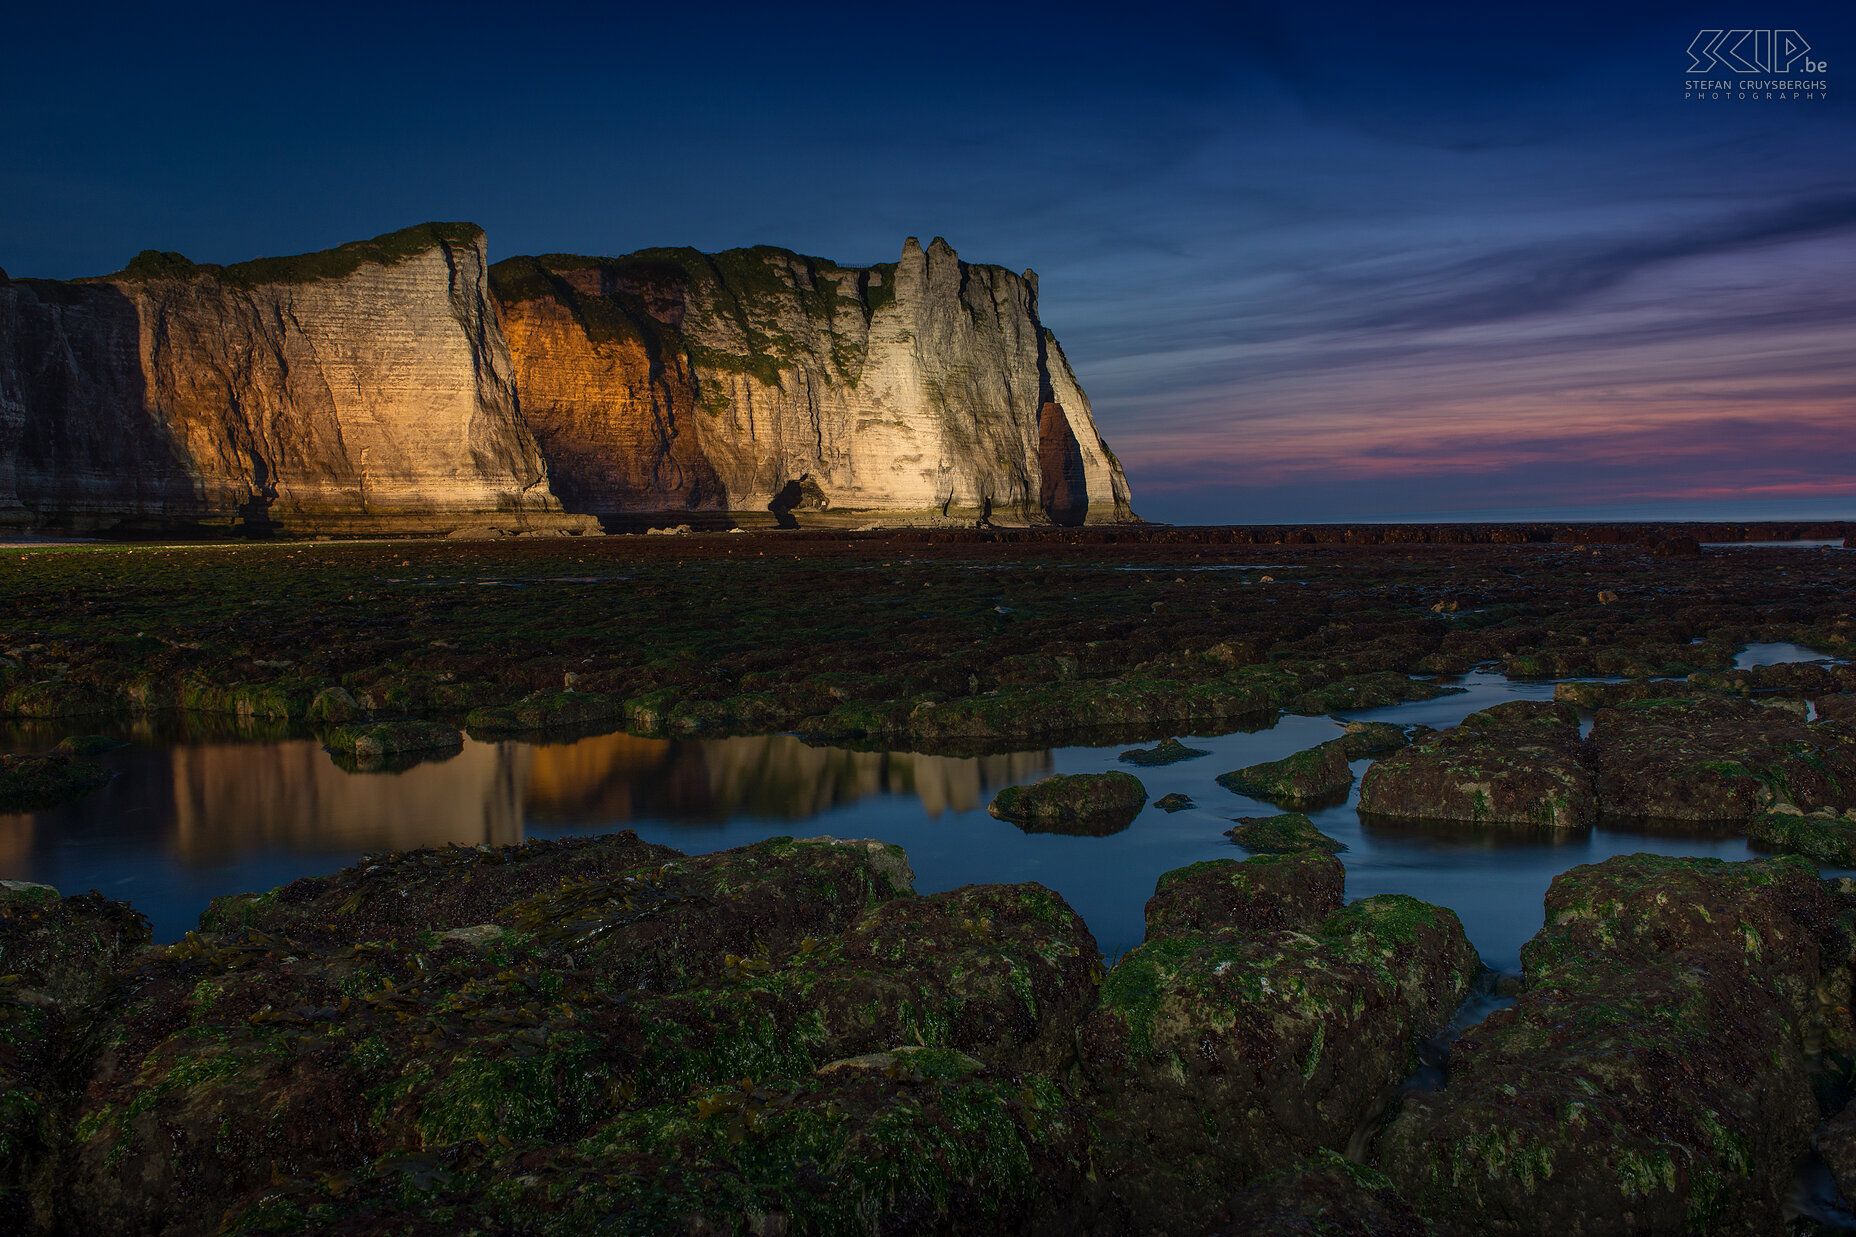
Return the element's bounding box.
[4,1,1851,522]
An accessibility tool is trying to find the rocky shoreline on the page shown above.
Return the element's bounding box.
[3,830,1855,1234]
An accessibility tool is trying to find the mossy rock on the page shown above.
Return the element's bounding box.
[988,772,1147,832]
[1590,694,1856,822]
[0,680,116,719]
[1745,806,1856,865]
[745,882,1103,1075]
[215,1051,1091,1237]
[1118,737,1211,767]
[1153,793,1194,813]
[1377,853,1847,1235]
[52,735,125,756]
[1144,854,1343,939]
[61,839,1096,1237]
[1358,701,1593,829]
[1226,813,1346,855]
[466,689,619,735]
[319,719,463,769]
[305,685,363,723]
[1334,720,1409,758]
[1082,894,1476,1233]
[1216,740,1353,807]
[0,886,149,1227]
[196,830,682,941]
[0,752,112,812]
[1207,1148,1434,1235]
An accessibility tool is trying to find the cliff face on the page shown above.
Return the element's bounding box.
[0,224,587,535]
[0,225,1135,532]
[492,237,1135,525]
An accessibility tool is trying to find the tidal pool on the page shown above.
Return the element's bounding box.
[5,656,1844,970]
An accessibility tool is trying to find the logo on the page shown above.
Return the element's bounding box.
[1684,28,1828,100]
[1686,29,1822,73]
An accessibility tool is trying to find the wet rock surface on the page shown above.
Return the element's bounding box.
[1082,886,1477,1234]
[1358,701,1594,829]
[1217,739,1354,807]
[989,771,1148,832]
[7,826,1856,1234]
[1591,695,1856,822]
[0,750,111,812]
[1227,812,1347,854]
[0,884,150,1230]
[1205,1150,1433,1237]
[1119,736,1211,766]
[1374,853,1854,1235]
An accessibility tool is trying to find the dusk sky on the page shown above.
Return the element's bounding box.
[4,1,1851,524]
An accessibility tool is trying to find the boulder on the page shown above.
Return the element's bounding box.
[1745,805,1856,865]
[1081,889,1477,1234]
[1375,854,1851,1235]
[59,839,1108,1237]
[1118,736,1211,766]
[988,771,1147,832]
[1227,813,1346,855]
[1206,1150,1434,1236]
[1143,854,1344,939]
[0,885,149,1229]
[1358,701,1593,829]
[1336,720,1409,758]
[0,751,113,813]
[1591,695,1856,821]
[1217,739,1354,807]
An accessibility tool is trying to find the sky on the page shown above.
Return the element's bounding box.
[2,1,1851,524]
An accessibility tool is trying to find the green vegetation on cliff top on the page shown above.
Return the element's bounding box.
[107,222,486,288]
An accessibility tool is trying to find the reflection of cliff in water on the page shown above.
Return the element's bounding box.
[524,733,1053,822]
[170,740,528,862]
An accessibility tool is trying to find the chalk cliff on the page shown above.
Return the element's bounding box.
[0,224,586,535]
[492,237,1135,525]
[0,225,1135,533]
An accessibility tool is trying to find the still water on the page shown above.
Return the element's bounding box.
[1,644,1840,971]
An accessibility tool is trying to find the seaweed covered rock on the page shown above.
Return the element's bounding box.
[1118,736,1210,766]
[1217,739,1354,807]
[319,719,464,769]
[219,1048,1093,1237]
[59,840,1110,1237]
[0,884,149,1230]
[199,830,682,943]
[1818,692,1856,724]
[1080,892,1478,1234]
[1144,854,1344,938]
[1358,701,1593,829]
[0,751,111,813]
[1205,1149,1434,1237]
[988,771,1147,833]
[1550,678,1695,710]
[1591,695,1856,821]
[1374,854,1852,1235]
[748,882,1103,1074]
[1227,813,1346,854]
[1745,805,1856,865]
[1336,720,1410,759]
[464,689,619,735]
[1153,792,1194,812]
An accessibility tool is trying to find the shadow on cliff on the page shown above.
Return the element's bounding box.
[3,278,208,536]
